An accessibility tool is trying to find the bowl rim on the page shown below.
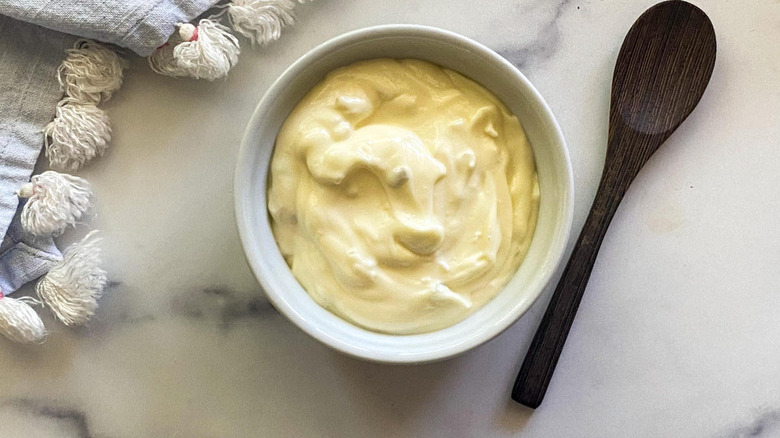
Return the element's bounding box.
[235,24,574,363]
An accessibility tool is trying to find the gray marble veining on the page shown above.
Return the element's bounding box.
[170,286,279,329]
[716,410,780,438]
[496,0,572,68]
[1,399,93,438]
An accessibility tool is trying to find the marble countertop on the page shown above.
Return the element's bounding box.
[2,0,779,436]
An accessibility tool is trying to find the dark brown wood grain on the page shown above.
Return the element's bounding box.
[512,0,716,409]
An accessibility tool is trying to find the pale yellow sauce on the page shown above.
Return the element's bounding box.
[268,59,539,334]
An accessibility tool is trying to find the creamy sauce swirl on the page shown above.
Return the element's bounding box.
[268,59,539,334]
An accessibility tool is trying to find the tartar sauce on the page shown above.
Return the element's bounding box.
[268,59,539,334]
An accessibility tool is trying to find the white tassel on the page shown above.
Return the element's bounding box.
[17,171,94,237]
[224,0,298,46]
[36,231,106,326]
[44,99,111,171]
[149,20,240,81]
[58,39,128,104]
[0,293,46,344]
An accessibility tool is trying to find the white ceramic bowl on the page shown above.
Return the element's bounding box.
[235,25,573,364]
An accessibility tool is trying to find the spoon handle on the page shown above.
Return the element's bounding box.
[512,169,628,408]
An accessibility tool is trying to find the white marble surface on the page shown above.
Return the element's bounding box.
[1,0,779,436]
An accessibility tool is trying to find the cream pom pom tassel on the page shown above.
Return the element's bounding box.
[0,293,46,344]
[44,99,111,171]
[58,39,128,104]
[223,0,301,46]
[17,171,94,237]
[37,231,106,326]
[149,20,240,81]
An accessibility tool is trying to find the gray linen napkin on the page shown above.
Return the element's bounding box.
[0,0,216,295]
[0,15,72,293]
[0,0,217,56]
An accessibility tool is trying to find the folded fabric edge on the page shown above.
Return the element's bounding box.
[118,0,221,56]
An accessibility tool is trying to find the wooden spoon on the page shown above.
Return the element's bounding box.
[512,0,716,408]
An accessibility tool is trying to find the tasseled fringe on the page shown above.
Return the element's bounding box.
[148,0,313,80]
[58,39,128,104]
[17,171,94,238]
[225,0,296,46]
[1,42,119,345]
[0,292,46,344]
[44,99,111,171]
[46,40,125,170]
[37,231,106,326]
[149,20,240,81]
